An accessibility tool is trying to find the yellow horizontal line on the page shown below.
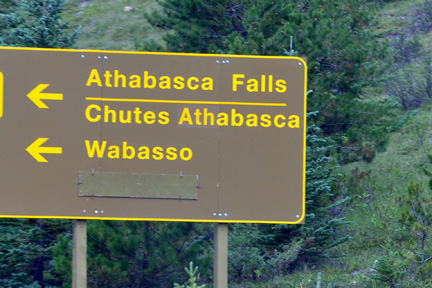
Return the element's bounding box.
[0,214,302,224]
[0,47,305,62]
[86,97,286,107]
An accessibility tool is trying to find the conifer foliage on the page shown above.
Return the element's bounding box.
[53,221,211,288]
[268,122,350,264]
[144,0,239,53]
[144,0,393,163]
[0,0,14,13]
[223,122,350,284]
[0,0,78,48]
[0,219,71,287]
[144,0,370,261]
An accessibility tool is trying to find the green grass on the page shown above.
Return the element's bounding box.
[375,0,420,35]
[335,104,432,287]
[63,0,164,51]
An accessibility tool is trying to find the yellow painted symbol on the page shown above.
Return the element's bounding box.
[0,71,3,118]
[27,84,63,109]
[26,138,62,162]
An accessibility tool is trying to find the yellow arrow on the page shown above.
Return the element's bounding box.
[27,84,63,109]
[26,138,62,162]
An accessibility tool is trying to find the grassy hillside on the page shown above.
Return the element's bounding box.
[63,0,163,51]
[330,0,432,286]
[334,106,432,287]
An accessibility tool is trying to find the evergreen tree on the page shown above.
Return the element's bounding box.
[143,0,368,258]
[225,121,350,283]
[142,0,359,271]
[143,0,395,163]
[0,0,15,14]
[143,0,245,53]
[0,0,78,48]
[269,121,351,263]
[0,219,70,287]
[173,262,206,288]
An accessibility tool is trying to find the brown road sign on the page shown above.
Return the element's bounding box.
[0,47,306,224]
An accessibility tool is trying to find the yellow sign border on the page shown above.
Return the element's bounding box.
[0,71,3,119]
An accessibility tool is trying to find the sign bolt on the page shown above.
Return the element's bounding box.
[298,62,302,66]
[104,56,108,60]
[216,60,220,64]
[81,55,85,59]
[296,215,300,218]
[95,210,99,214]
[83,210,87,213]
[224,213,228,217]
[213,213,217,217]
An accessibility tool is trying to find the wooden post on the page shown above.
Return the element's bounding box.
[72,220,87,288]
[214,223,228,288]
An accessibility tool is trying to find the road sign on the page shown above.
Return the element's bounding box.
[0,47,306,224]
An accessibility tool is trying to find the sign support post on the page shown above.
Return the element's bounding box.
[214,223,228,288]
[72,220,87,288]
